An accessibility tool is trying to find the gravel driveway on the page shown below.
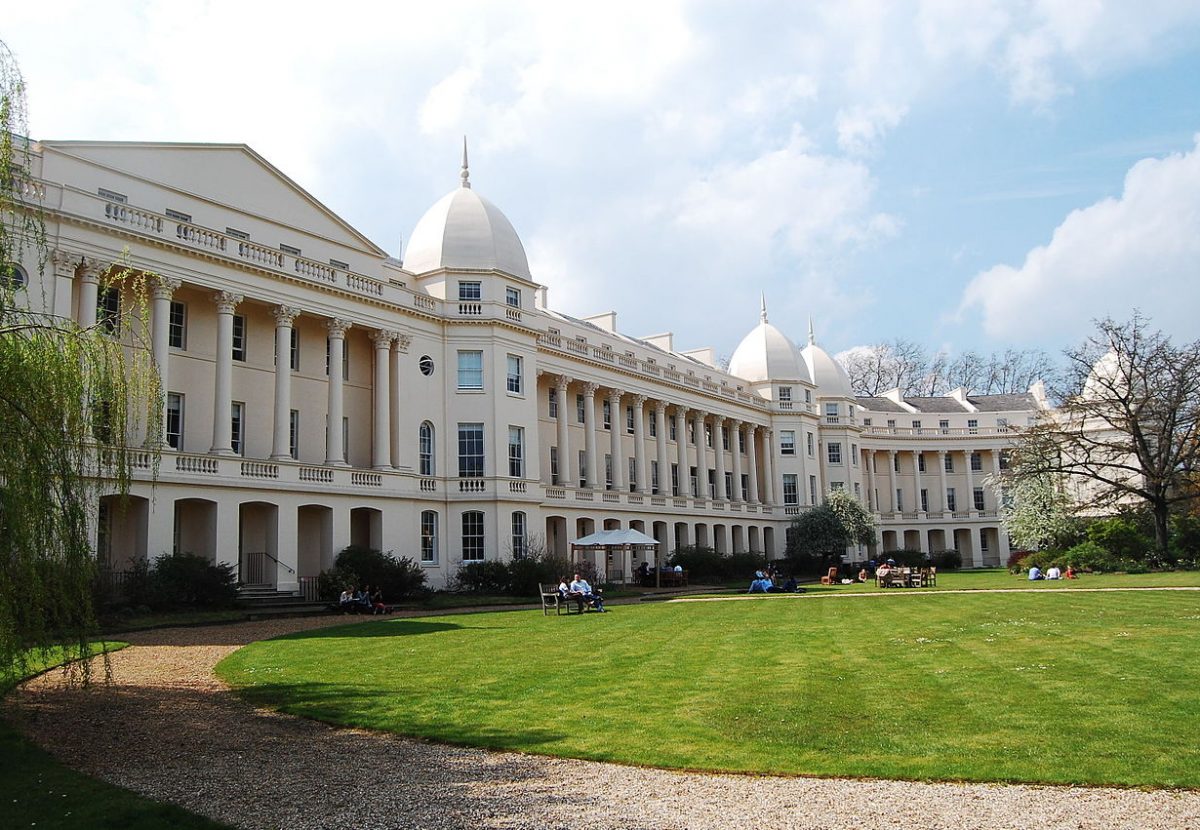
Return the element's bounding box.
[8,610,1200,830]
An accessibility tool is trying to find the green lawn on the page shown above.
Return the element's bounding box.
[2,644,233,830]
[218,580,1200,787]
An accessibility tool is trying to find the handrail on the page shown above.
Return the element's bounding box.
[243,550,296,575]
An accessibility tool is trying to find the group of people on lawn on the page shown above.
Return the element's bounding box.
[1028,564,1076,580]
[557,573,608,613]
[337,585,390,615]
[747,566,800,593]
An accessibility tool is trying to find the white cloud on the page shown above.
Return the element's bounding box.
[959,136,1200,343]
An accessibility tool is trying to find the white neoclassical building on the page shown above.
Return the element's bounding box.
[10,139,1046,592]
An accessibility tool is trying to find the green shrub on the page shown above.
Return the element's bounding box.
[454,560,512,594]
[1169,514,1200,568]
[320,546,427,601]
[930,549,962,570]
[1085,516,1153,561]
[667,546,768,583]
[880,548,926,567]
[152,553,237,608]
[1061,541,1126,573]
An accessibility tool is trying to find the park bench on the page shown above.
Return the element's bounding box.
[539,583,584,615]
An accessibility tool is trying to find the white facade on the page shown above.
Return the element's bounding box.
[11,140,1045,590]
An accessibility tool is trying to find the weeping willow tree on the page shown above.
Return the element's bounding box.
[1,40,159,684]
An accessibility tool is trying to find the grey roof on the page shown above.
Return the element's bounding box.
[904,397,969,413]
[967,392,1040,412]
[855,396,908,413]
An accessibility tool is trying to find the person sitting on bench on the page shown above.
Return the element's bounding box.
[569,573,606,612]
[558,576,585,613]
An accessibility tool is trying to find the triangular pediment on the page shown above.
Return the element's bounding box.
[39,141,386,256]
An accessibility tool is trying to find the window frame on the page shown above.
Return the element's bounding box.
[420,510,439,564]
[461,511,485,561]
[827,441,842,465]
[457,423,485,478]
[419,421,435,476]
[165,392,184,450]
[457,350,484,390]
[505,354,523,395]
[231,314,246,361]
[508,426,525,478]
[168,300,187,349]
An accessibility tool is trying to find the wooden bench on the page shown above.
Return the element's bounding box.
[539,583,583,615]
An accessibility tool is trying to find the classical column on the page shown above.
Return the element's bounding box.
[964,449,977,517]
[209,291,243,455]
[654,401,670,495]
[556,375,572,486]
[730,420,743,502]
[693,410,708,499]
[675,407,690,497]
[887,450,898,512]
[746,426,760,503]
[270,305,302,460]
[608,389,624,491]
[632,395,649,494]
[866,449,877,511]
[325,319,352,466]
[913,449,925,515]
[582,382,599,488]
[762,428,776,504]
[149,276,181,445]
[76,257,103,329]
[713,418,728,501]
[990,449,1003,510]
[371,329,398,469]
[937,450,949,512]
[390,334,410,468]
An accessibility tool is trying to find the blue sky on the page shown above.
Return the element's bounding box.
[6,1,1200,364]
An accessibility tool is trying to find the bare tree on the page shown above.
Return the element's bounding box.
[1008,313,1200,555]
[840,341,1053,397]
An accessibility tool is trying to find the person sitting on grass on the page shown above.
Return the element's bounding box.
[371,586,388,615]
[1045,565,1062,580]
[569,573,606,612]
[338,586,355,613]
[355,585,374,612]
[782,575,799,592]
[857,568,869,583]
[748,576,773,593]
[1065,565,1077,579]
[1028,565,1044,580]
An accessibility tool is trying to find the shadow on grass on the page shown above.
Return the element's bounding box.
[274,619,474,640]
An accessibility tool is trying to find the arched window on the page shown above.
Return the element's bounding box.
[1,262,28,290]
[462,511,484,561]
[418,421,434,476]
[420,510,438,564]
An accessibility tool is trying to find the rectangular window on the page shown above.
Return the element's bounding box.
[550,446,559,485]
[738,429,745,454]
[577,394,586,424]
[851,443,858,466]
[168,301,187,349]
[605,454,613,490]
[723,472,733,499]
[669,417,677,441]
[629,457,637,492]
[98,286,121,334]
[689,466,698,497]
[887,419,896,431]
[506,354,523,394]
[971,452,983,472]
[508,426,524,478]
[458,281,482,301]
[289,328,300,371]
[912,419,922,434]
[721,428,730,451]
[671,463,679,496]
[997,417,1009,432]
[741,473,749,501]
[805,389,812,404]
[830,481,844,492]
[626,405,635,435]
[651,460,660,494]
[974,486,986,511]
[940,419,950,434]
[999,451,1010,471]
[166,392,184,450]
[420,511,438,564]
[225,226,249,240]
[944,453,954,472]
[947,487,957,512]
[231,314,246,361]
[980,528,990,551]
[707,469,716,499]
[827,442,842,464]
[854,482,861,499]
[780,430,796,455]
[968,418,979,434]
[579,451,587,488]
[461,512,484,561]
[893,453,900,472]
[511,512,527,558]
[920,488,928,512]
[809,475,818,506]
[280,243,301,256]
[705,424,713,448]
[649,411,658,437]
[231,402,245,455]
[896,489,904,512]
[457,423,484,477]
[863,418,872,427]
[419,423,434,476]
[342,417,349,462]
[778,386,792,402]
[548,388,558,418]
[825,402,839,424]
[289,409,299,460]
[602,399,612,430]
[505,286,521,308]
[782,474,798,505]
[917,452,926,473]
[807,432,815,456]
[457,350,483,390]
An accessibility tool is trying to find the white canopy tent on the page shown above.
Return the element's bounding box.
[570,529,661,587]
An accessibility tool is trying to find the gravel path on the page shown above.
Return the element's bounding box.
[8,608,1200,830]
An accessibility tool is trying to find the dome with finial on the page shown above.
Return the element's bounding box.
[801,319,854,397]
[403,138,532,280]
[728,296,811,385]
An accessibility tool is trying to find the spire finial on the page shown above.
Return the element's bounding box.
[807,316,815,345]
[460,136,471,189]
[759,293,768,323]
